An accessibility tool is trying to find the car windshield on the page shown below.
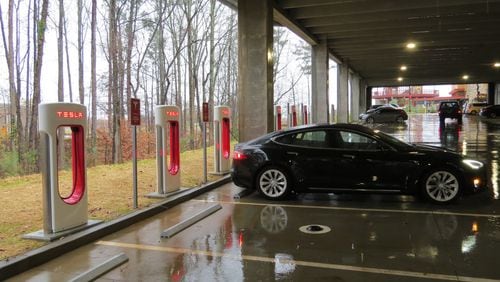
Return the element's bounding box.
[373,129,413,150]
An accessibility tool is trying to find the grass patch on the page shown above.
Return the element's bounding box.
[0,144,227,260]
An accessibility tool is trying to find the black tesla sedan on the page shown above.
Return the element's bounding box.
[231,124,487,204]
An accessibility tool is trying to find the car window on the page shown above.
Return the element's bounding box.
[338,131,380,150]
[379,108,395,113]
[440,102,458,109]
[274,130,327,148]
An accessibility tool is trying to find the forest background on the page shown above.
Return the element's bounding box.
[0,0,312,177]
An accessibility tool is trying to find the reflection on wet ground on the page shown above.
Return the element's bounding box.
[9,113,500,282]
[366,113,500,200]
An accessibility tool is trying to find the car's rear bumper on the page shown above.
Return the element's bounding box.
[231,165,254,189]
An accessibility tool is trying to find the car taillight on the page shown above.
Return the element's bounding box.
[233,150,248,160]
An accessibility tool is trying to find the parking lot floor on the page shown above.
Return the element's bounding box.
[8,114,500,281]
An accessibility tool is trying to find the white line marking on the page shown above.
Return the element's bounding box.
[191,199,500,218]
[96,241,499,282]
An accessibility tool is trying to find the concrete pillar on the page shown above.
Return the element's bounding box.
[237,0,273,142]
[311,43,329,123]
[495,83,500,104]
[359,79,367,113]
[489,82,499,104]
[350,74,360,121]
[337,63,349,123]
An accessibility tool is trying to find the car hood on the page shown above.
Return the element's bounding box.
[411,144,460,156]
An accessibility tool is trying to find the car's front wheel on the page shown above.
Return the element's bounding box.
[396,116,404,123]
[366,117,374,124]
[257,166,292,200]
[490,112,497,118]
[421,169,460,204]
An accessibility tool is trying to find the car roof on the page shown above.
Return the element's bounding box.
[278,123,375,135]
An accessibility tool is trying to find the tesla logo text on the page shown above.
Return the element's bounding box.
[165,111,179,117]
[56,111,84,119]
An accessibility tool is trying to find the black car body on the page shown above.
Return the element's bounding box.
[479,104,500,118]
[359,106,408,123]
[231,124,486,203]
[438,101,462,124]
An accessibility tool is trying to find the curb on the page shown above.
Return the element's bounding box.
[0,176,232,280]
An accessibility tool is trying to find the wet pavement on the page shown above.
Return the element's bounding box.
[8,113,500,281]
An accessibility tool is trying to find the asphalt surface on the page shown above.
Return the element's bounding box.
[7,113,500,282]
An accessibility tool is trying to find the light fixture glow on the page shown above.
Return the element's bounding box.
[397,77,403,81]
[462,75,469,80]
[400,65,407,71]
[494,62,500,68]
[406,42,416,49]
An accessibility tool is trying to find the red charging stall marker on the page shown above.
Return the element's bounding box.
[291,105,297,127]
[214,106,231,174]
[275,105,282,131]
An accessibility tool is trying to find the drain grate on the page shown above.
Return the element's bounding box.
[299,224,331,234]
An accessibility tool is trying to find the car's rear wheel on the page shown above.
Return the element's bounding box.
[257,166,292,200]
[421,169,460,204]
[366,117,374,124]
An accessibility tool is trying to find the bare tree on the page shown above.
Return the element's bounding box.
[90,0,97,164]
[109,0,122,163]
[77,0,84,104]
[29,0,49,167]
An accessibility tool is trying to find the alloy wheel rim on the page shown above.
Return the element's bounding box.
[259,169,287,198]
[425,171,459,202]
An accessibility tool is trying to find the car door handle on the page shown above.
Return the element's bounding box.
[342,154,355,159]
[286,151,299,156]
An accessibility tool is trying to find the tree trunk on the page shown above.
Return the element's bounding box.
[125,0,136,116]
[109,0,122,163]
[78,0,84,105]
[157,0,166,105]
[187,0,195,150]
[90,0,97,165]
[63,15,73,103]
[208,0,216,145]
[29,0,49,169]
[57,0,65,169]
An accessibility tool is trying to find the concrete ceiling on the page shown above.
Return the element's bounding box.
[274,0,500,86]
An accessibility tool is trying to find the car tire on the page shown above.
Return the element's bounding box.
[490,113,497,118]
[470,110,477,115]
[421,169,461,204]
[396,116,404,123]
[366,117,374,124]
[256,166,292,200]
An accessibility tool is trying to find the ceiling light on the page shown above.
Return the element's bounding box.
[494,62,500,68]
[406,42,416,49]
[397,77,403,81]
[462,75,469,80]
[400,65,407,71]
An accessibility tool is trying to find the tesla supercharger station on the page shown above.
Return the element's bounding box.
[24,103,101,241]
[213,106,231,174]
[290,105,298,127]
[303,105,309,125]
[275,105,282,131]
[149,105,181,198]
